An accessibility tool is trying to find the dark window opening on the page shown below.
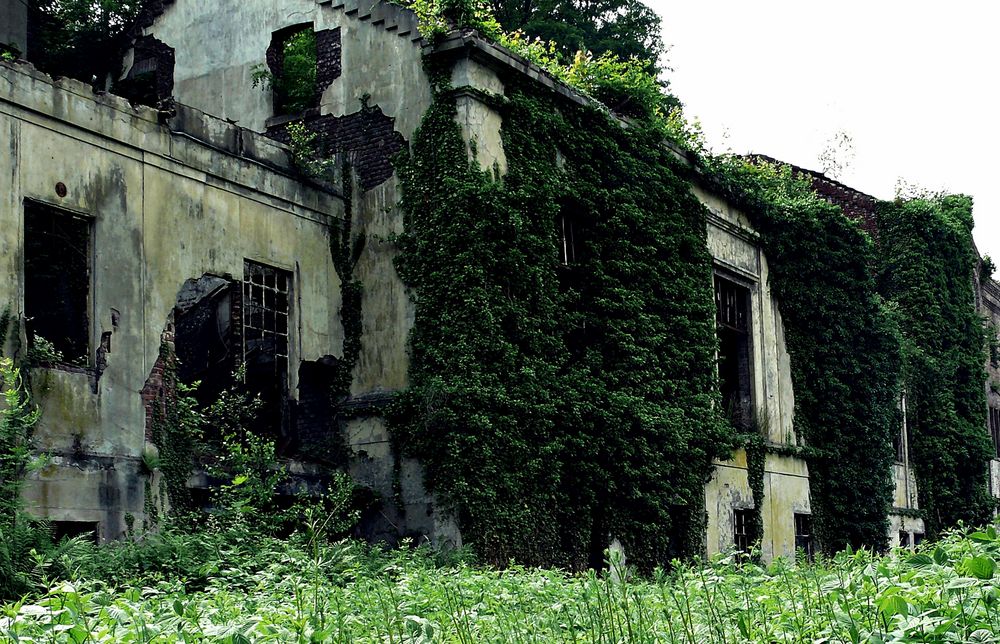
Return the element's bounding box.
[794,513,815,561]
[715,275,752,431]
[557,212,581,266]
[913,532,925,547]
[52,520,99,544]
[265,25,318,115]
[991,407,1000,459]
[898,530,910,548]
[116,36,175,107]
[733,508,754,553]
[242,260,291,443]
[174,275,237,408]
[24,201,91,366]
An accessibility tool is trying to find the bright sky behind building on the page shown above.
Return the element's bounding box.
[650,0,999,261]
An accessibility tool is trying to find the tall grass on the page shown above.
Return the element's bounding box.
[4,525,1000,642]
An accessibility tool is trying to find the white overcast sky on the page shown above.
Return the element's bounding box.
[648,1,999,261]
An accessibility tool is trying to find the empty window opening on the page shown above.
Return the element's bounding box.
[913,532,925,547]
[733,508,754,553]
[794,513,815,561]
[174,275,237,408]
[991,407,1000,459]
[898,530,910,549]
[715,275,753,431]
[242,260,291,441]
[24,201,91,366]
[52,520,99,544]
[557,213,580,266]
[265,25,318,115]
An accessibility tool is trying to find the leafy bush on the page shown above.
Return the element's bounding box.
[8,526,1000,640]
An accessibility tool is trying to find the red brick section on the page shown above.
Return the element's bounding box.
[141,323,178,444]
[749,154,880,241]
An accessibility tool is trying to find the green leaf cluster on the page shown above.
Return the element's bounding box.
[391,65,732,570]
[707,158,903,554]
[877,195,994,535]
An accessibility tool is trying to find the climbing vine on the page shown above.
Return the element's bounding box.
[703,159,903,554]
[391,63,732,570]
[147,342,199,518]
[876,195,994,536]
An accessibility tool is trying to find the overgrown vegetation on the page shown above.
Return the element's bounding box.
[877,195,994,536]
[392,62,731,570]
[26,0,141,84]
[8,526,1000,640]
[0,357,50,600]
[708,159,903,554]
[251,29,319,115]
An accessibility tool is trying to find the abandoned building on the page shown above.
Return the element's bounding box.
[2,0,999,561]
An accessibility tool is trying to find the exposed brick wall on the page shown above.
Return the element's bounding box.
[267,106,406,190]
[806,174,879,241]
[749,154,880,241]
[119,35,175,106]
[292,358,340,459]
[266,26,341,111]
[140,324,177,444]
[315,29,342,101]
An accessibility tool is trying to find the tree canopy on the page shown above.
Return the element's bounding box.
[489,0,665,71]
[27,0,141,84]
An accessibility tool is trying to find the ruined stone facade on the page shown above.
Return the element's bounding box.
[2,0,997,560]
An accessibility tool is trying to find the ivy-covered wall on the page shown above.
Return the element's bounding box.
[877,195,994,536]
[391,65,735,570]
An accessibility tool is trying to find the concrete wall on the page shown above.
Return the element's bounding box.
[134,0,463,546]
[0,0,27,54]
[695,185,811,561]
[0,59,344,540]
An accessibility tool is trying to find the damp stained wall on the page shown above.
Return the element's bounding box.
[0,59,343,540]
[132,0,462,546]
[694,184,810,561]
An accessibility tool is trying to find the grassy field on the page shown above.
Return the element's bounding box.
[4,525,1000,642]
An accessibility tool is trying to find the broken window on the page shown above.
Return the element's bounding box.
[24,201,91,366]
[242,260,291,441]
[174,275,236,406]
[733,508,754,553]
[913,532,925,547]
[991,407,1000,459]
[898,530,910,549]
[794,513,815,561]
[265,25,318,115]
[715,275,753,431]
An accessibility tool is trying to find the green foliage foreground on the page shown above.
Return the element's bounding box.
[8,528,1000,642]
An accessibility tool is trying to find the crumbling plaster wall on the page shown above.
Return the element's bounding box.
[0,59,343,540]
[135,0,460,545]
[695,185,810,561]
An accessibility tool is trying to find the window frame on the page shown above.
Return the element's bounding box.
[732,507,754,553]
[713,269,756,432]
[794,512,815,561]
[22,199,95,369]
[239,259,295,442]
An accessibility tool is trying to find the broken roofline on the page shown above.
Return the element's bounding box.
[746,153,880,203]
